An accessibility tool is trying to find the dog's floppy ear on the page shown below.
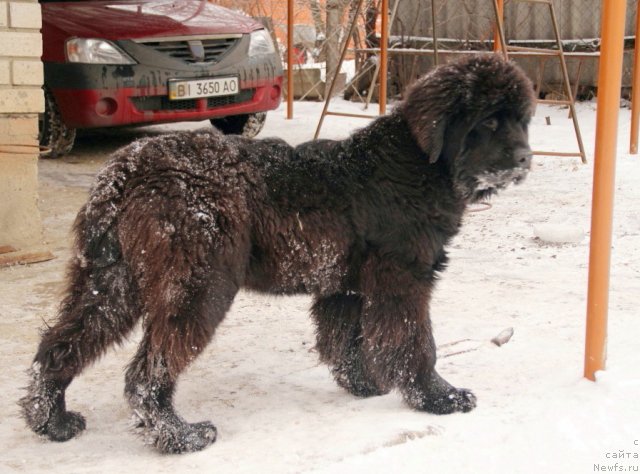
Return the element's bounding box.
[439,116,475,164]
[398,75,459,164]
[422,119,448,164]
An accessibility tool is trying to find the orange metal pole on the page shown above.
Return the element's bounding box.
[494,0,504,52]
[584,1,627,381]
[379,0,388,115]
[630,3,640,153]
[286,0,293,119]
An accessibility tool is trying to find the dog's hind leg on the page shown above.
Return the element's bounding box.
[124,272,238,454]
[311,294,389,398]
[20,258,141,442]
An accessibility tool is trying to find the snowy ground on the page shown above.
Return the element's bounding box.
[1,99,639,474]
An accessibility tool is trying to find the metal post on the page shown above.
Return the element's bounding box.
[630,3,640,153]
[431,0,439,65]
[584,0,627,381]
[286,0,294,119]
[494,0,504,53]
[364,0,400,110]
[492,0,508,59]
[379,0,389,115]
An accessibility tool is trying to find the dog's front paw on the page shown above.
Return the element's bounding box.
[410,387,477,414]
[403,371,477,414]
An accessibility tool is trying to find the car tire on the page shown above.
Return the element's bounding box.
[210,112,266,138]
[39,88,76,158]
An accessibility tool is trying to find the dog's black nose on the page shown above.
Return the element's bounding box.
[515,148,533,167]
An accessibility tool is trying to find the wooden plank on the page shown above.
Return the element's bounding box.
[325,111,378,120]
[532,151,584,157]
[538,99,573,105]
[507,45,561,55]
[0,250,55,268]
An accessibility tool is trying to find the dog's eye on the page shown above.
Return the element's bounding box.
[482,117,499,132]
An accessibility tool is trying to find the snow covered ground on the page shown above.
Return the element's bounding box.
[1,99,639,474]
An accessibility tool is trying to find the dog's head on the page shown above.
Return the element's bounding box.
[398,54,536,202]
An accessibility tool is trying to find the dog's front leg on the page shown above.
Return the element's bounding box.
[359,255,477,415]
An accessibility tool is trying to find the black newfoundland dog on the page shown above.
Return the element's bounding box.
[20,54,535,453]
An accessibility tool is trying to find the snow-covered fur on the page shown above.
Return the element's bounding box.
[20,54,535,454]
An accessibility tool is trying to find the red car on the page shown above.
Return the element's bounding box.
[39,0,283,156]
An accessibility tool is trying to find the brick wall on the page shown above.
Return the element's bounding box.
[0,0,44,249]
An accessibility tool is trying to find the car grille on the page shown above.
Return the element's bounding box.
[131,89,255,112]
[138,37,241,64]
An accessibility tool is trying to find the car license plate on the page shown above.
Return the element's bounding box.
[168,76,239,100]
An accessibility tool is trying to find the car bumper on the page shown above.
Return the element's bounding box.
[51,77,282,128]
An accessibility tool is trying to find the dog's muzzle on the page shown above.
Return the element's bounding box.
[475,147,532,192]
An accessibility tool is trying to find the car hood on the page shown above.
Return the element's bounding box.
[42,0,263,40]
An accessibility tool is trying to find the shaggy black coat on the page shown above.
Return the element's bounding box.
[20,54,535,453]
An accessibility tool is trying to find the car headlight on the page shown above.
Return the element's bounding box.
[66,38,135,64]
[248,30,276,57]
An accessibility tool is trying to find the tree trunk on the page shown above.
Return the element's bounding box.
[365,0,380,49]
[325,0,349,97]
[307,0,325,38]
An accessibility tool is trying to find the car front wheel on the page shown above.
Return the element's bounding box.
[210,112,266,138]
[39,88,76,158]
